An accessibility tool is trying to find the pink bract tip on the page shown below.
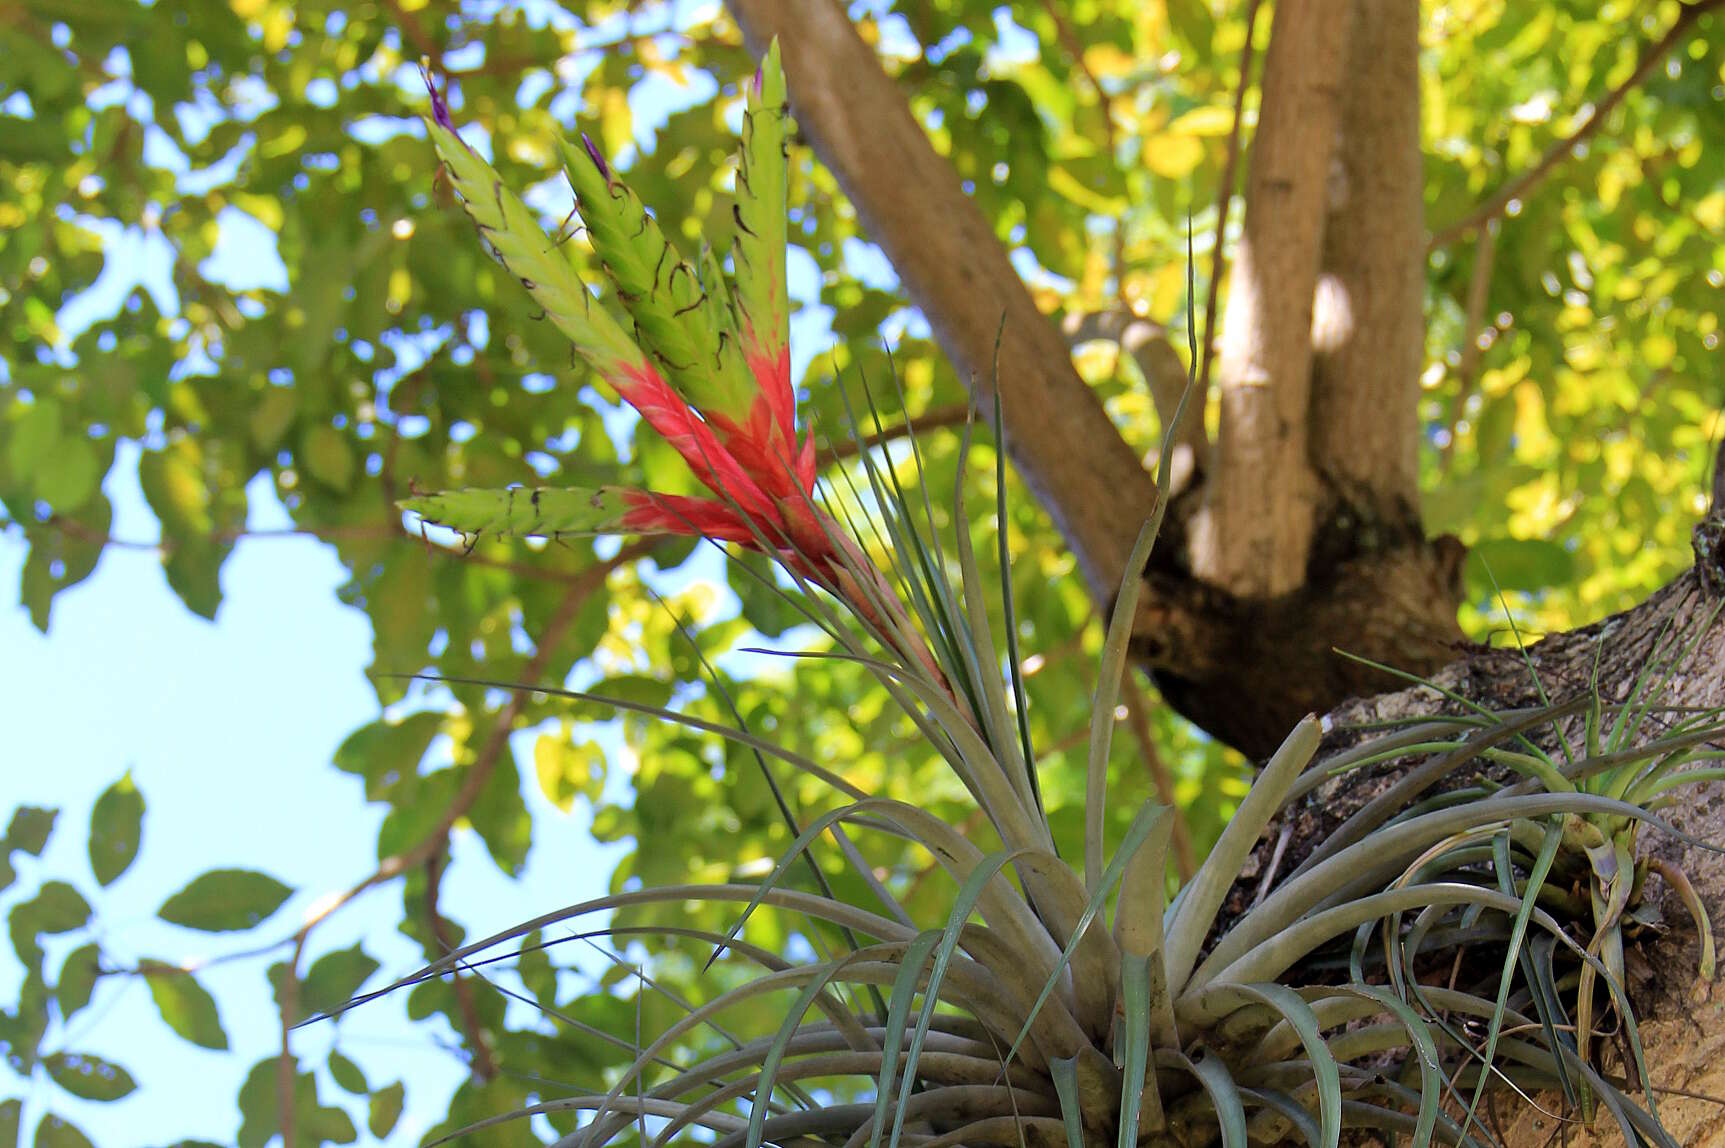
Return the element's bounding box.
[581,133,611,181]
[419,62,453,130]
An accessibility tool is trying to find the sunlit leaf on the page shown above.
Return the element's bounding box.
[157,869,293,932]
[88,774,144,887]
[145,968,228,1050]
[43,1052,137,1102]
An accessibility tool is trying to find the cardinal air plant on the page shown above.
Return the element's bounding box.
[389,43,1724,1148]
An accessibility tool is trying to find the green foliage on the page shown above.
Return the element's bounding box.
[1,0,1720,1144]
[86,774,143,887]
[41,1053,136,1102]
[145,967,229,1050]
[156,868,293,932]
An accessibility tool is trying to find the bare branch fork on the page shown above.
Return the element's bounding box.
[1060,309,1205,487]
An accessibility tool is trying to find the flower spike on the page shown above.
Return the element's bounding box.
[404,39,830,570]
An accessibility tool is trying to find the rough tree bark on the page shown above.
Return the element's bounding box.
[1298,555,1725,1148]
[725,0,1725,1140]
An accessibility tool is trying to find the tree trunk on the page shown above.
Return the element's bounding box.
[1190,0,1348,598]
[1278,552,1725,1148]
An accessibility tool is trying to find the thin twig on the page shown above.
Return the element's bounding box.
[816,404,972,464]
[1195,0,1265,403]
[1427,0,1724,250]
[1440,222,1498,475]
[1121,674,1197,879]
[425,848,499,1080]
[1040,0,1132,311]
[277,938,303,1148]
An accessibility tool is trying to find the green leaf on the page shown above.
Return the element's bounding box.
[300,944,380,1018]
[0,970,49,1071]
[533,732,605,812]
[31,1114,94,1148]
[8,398,63,485]
[369,1081,405,1138]
[0,1099,17,1148]
[333,711,444,802]
[43,1052,137,1101]
[248,386,298,451]
[17,494,109,630]
[34,436,99,512]
[301,423,355,491]
[54,943,101,1022]
[467,745,532,877]
[1467,537,1577,594]
[728,548,809,637]
[157,868,293,932]
[145,968,228,1049]
[1166,0,1217,55]
[327,1048,369,1095]
[400,485,637,542]
[88,774,144,886]
[5,806,57,856]
[10,881,91,968]
[517,931,558,1010]
[135,439,233,619]
[237,1059,358,1148]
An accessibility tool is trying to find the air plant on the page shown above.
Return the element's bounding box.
[387,43,1724,1148]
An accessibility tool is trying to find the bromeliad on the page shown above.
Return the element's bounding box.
[404,46,933,677]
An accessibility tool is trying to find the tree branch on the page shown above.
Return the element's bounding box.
[1039,0,1131,313]
[1427,0,1724,251]
[725,0,1157,603]
[1440,222,1498,475]
[1061,309,1206,489]
[256,541,644,1032]
[412,544,640,857]
[1121,673,1196,880]
[1191,0,1351,597]
[815,404,973,465]
[1195,0,1265,407]
[277,938,302,1148]
[1307,0,1424,517]
[424,849,498,1080]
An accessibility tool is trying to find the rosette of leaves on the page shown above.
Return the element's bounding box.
[384,43,1723,1148]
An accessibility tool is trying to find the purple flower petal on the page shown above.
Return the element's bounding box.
[581,132,611,182]
[419,62,453,130]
